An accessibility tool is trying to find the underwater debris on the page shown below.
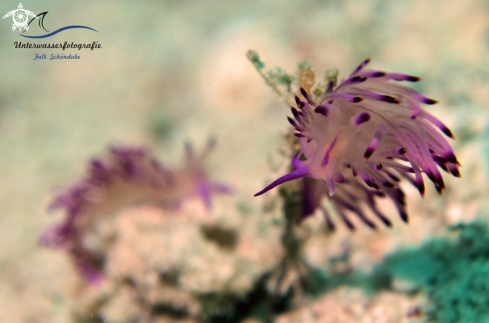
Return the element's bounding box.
[249,52,460,230]
[40,139,232,283]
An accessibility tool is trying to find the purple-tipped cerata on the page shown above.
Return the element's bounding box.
[41,139,232,283]
[255,59,460,229]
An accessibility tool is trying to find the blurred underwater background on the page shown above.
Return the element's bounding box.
[1,0,489,322]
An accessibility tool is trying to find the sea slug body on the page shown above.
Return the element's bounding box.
[255,59,460,229]
[40,139,232,283]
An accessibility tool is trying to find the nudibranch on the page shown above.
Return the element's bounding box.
[40,139,232,283]
[254,58,460,229]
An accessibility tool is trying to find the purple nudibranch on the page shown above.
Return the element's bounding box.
[255,58,460,230]
[40,139,232,283]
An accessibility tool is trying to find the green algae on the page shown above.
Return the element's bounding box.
[307,222,489,323]
[250,222,489,323]
[420,223,489,322]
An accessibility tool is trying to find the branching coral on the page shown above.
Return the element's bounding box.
[249,52,460,230]
[40,139,232,283]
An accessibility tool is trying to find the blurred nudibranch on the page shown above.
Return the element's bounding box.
[252,57,461,230]
[40,139,232,283]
